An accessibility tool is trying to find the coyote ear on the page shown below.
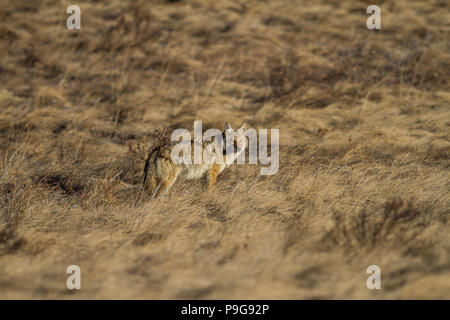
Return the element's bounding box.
[238,122,248,131]
[225,122,232,130]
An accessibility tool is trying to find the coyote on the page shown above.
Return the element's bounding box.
[142,122,247,197]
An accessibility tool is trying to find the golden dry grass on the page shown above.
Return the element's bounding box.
[0,0,449,299]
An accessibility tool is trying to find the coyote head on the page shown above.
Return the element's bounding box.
[223,122,247,155]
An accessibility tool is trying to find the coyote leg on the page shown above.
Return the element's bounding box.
[208,164,222,190]
[154,168,180,197]
[152,180,163,198]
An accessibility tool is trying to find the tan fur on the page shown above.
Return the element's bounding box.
[208,163,223,190]
[143,122,247,197]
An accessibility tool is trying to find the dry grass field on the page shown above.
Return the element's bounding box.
[0,0,449,299]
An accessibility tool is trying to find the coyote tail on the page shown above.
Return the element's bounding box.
[142,149,158,193]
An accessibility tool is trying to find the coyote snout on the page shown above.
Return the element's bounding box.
[142,122,247,197]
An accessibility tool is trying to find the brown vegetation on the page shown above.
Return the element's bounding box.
[0,0,449,298]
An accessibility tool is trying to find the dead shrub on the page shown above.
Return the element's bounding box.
[323,199,434,254]
[0,181,41,255]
